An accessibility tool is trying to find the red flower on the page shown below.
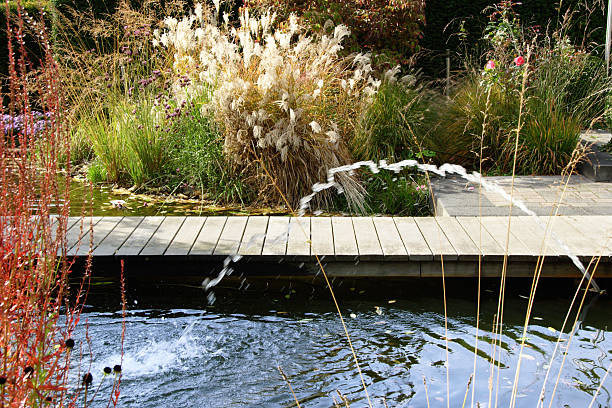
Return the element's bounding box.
[514,56,525,66]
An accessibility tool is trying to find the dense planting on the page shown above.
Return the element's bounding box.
[4,0,609,215]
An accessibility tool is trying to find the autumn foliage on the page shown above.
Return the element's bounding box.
[0,1,87,405]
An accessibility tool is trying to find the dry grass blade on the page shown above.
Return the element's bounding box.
[461,375,473,408]
[278,366,302,408]
[423,377,431,408]
[490,45,533,408]
[336,390,350,407]
[587,361,612,408]
[544,255,604,408]
[508,155,586,407]
[258,158,373,407]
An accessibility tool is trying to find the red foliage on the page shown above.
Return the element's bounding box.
[0,1,97,405]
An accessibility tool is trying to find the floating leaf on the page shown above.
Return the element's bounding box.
[388,300,396,304]
[350,313,357,318]
[548,327,557,333]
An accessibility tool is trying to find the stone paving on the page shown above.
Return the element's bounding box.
[432,174,612,216]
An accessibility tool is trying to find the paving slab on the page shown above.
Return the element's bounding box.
[433,174,612,216]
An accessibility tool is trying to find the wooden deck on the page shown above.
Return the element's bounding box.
[60,216,612,278]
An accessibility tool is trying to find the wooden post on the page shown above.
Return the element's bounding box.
[607,0,612,74]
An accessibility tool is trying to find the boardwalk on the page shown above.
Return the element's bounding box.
[57,215,612,279]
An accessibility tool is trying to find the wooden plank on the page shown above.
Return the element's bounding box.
[287,217,311,256]
[73,217,123,256]
[66,216,101,255]
[562,216,612,256]
[455,217,506,257]
[94,217,144,256]
[549,216,611,257]
[66,217,81,232]
[262,217,290,256]
[479,217,533,257]
[373,217,407,258]
[310,217,333,256]
[509,216,565,257]
[190,216,227,255]
[352,217,383,259]
[421,261,476,277]
[414,217,458,260]
[434,217,480,260]
[140,217,185,256]
[325,261,419,277]
[165,217,207,255]
[331,217,358,259]
[213,216,248,255]
[238,216,269,256]
[393,217,432,261]
[116,216,164,256]
[51,216,80,242]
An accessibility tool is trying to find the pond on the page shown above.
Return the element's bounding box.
[71,276,611,407]
[50,178,287,217]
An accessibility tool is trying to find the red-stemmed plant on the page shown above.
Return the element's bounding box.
[0,1,107,406]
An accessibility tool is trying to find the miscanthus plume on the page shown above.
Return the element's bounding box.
[155,4,387,207]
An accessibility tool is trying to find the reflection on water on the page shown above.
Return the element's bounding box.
[71,278,612,407]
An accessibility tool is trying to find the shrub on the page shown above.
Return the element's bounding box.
[353,72,442,162]
[530,48,610,128]
[80,107,125,182]
[66,124,93,164]
[331,170,430,216]
[439,75,519,170]
[87,158,107,183]
[155,7,382,208]
[166,103,252,204]
[362,170,430,215]
[420,0,606,78]
[432,2,606,175]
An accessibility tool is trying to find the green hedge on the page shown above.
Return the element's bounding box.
[420,0,606,77]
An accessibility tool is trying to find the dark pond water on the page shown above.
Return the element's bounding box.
[70,276,611,407]
[54,179,284,217]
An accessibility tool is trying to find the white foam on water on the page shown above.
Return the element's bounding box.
[98,317,217,378]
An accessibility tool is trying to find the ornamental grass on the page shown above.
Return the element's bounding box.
[155,6,384,209]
